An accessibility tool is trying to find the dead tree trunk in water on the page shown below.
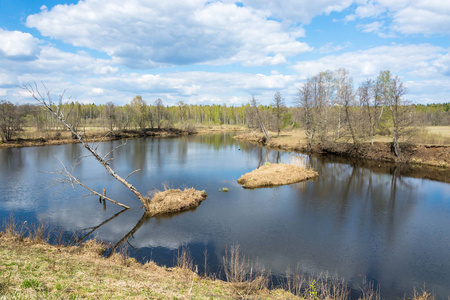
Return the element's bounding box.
[24,83,149,208]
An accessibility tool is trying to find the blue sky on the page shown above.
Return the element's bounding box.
[0,0,449,106]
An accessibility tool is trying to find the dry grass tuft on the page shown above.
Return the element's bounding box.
[284,268,352,300]
[237,163,318,189]
[145,188,207,217]
[222,243,269,297]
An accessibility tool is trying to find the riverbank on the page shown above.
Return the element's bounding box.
[0,228,435,300]
[234,131,450,169]
[0,128,193,149]
[0,125,247,149]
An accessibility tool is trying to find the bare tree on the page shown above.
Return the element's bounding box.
[298,73,331,148]
[375,71,416,156]
[250,96,270,142]
[271,92,285,137]
[105,101,116,131]
[336,69,360,147]
[298,80,315,149]
[0,100,22,142]
[386,76,412,156]
[23,83,149,209]
[154,98,165,129]
[130,95,147,130]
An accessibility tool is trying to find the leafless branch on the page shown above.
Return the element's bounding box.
[125,169,141,181]
[54,157,130,209]
[23,83,149,209]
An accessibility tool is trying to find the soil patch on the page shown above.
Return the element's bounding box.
[237,163,319,189]
[145,188,207,217]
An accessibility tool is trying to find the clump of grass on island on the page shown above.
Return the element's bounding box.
[145,188,207,217]
[237,155,319,189]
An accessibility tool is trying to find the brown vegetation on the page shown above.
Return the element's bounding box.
[145,188,207,217]
[235,131,450,169]
[0,127,196,149]
[0,217,437,300]
[237,163,319,189]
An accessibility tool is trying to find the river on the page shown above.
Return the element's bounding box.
[0,133,449,298]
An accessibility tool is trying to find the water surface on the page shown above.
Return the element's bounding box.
[0,134,449,299]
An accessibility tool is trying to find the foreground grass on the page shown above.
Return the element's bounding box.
[0,231,298,299]
[0,229,437,300]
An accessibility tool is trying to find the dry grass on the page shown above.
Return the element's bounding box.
[235,128,450,169]
[284,268,352,300]
[222,243,270,298]
[196,124,247,134]
[0,232,239,299]
[145,188,207,217]
[411,126,450,145]
[237,163,319,189]
[0,220,438,300]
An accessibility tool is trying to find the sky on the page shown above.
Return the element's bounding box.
[0,0,449,106]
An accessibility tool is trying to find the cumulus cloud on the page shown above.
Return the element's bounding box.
[0,29,118,81]
[78,70,296,104]
[292,44,450,81]
[0,29,40,60]
[26,0,311,68]
[232,0,354,24]
[348,0,450,36]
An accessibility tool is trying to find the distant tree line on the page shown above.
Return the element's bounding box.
[0,70,449,145]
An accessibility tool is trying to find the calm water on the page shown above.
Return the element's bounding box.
[1,134,449,298]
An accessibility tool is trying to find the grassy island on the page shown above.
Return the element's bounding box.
[238,163,319,189]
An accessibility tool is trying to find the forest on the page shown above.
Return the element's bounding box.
[0,70,449,145]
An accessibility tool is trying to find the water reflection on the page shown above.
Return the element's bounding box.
[0,135,449,299]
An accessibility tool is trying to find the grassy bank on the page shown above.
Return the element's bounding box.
[234,128,450,169]
[0,218,436,300]
[0,125,246,149]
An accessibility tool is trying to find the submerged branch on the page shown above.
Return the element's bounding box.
[24,83,148,208]
[54,158,130,209]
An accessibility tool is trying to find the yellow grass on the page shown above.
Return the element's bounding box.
[0,221,436,299]
[145,188,207,217]
[237,163,319,189]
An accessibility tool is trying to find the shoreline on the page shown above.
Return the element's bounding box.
[0,125,246,149]
[0,229,435,299]
[233,132,450,170]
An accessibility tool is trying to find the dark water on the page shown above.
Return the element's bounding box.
[1,134,449,298]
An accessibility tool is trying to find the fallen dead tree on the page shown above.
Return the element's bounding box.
[24,83,207,214]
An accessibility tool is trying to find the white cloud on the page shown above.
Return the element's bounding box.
[234,0,354,24]
[26,0,311,68]
[359,21,384,33]
[318,42,351,54]
[291,43,450,103]
[348,0,450,35]
[0,28,40,60]
[291,44,450,91]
